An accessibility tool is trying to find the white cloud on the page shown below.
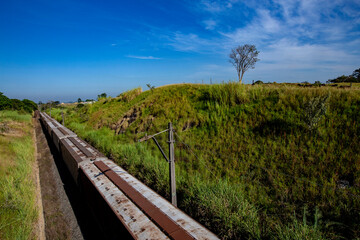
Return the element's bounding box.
[250,39,359,82]
[167,32,216,52]
[219,8,283,48]
[111,43,117,46]
[203,19,217,30]
[185,64,234,81]
[127,55,162,60]
[200,0,238,13]
[261,39,357,67]
[201,0,226,12]
[221,0,360,47]
[257,9,281,33]
[272,0,359,41]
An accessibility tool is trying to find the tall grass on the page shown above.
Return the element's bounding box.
[0,110,32,122]
[66,121,262,239]
[0,111,38,240]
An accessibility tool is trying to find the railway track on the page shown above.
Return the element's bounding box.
[37,110,219,240]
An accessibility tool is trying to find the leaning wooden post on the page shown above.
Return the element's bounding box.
[61,110,64,125]
[168,122,177,206]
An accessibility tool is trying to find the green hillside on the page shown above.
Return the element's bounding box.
[48,83,360,239]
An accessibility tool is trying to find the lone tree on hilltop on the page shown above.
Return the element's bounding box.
[229,44,259,84]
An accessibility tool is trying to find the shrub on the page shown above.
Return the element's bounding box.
[304,94,329,131]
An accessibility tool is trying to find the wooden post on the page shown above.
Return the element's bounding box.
[138,125,177,206]
[50,105,51,118]
[168,122,177,206]
[61,110,64,125]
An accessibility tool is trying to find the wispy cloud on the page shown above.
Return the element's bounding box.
[111,43,117,46]
[260,39,358,69]
[271,0,359,41]
[200,0,237,13]
[185,64,234,81]
[127,55,162,60]
[203,19,217,30]
[167,32,217,52]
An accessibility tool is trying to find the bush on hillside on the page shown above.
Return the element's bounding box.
[253,80,263,85]
[117,87,142,102]
[327,68,360,83]
[0,92,37,113]
[304,94,329,131]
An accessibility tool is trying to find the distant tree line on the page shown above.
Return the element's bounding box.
[327,68,360,83]
[39,101,60,110]
[0,92,37,113]
[77,98,95,103]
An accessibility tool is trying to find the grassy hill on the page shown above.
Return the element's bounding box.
[48,82,360,239]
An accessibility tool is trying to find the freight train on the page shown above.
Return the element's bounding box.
[37,110,218,240]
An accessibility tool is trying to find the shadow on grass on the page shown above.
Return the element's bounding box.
[253,118,304,136]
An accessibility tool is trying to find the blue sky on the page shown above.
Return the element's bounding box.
[1,0,360,102]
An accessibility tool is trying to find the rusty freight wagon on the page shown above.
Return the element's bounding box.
[38,111,219,240]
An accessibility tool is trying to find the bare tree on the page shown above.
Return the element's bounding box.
[229,44,259,84]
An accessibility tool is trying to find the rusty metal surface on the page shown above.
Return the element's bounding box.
[57,127,76,137]
[39,115,49,125]
[58,136,106,181]
[94,161,196,240]
[47,121,57,129]
[57,127,67,135]
[68,137,94,158]
[51,121,62,128]
[42,113,53,123]
[80,161,169,240]
[51,128,66,151]
[60,138,84,162]
[59,138,86,183]
[41,112,50,119]
[100,159,219,240]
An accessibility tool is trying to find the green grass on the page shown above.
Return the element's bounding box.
[48,83,360,239]
[0,111,38,240]
[0,110,32,122]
